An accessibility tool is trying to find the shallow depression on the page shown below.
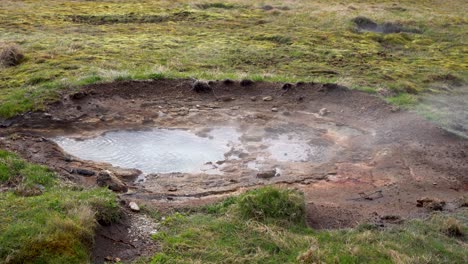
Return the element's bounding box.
[53,128,241,174]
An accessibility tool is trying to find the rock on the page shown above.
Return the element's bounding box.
[104,256,113,261]
[319,108,329,116]
[73,168,95,176]
[416,197,446,211]
[257,170,278,179]
[97,170,128,192]
[192,80,212,93]
[262,96,273,101]
[250,96,257,101]
[129,201,140,212]
[271,107,278,112]
[70,91,87,100]
[281,83,293,90]
[114,257,121,262]
[112,168,142,180]
[240,79,254,87]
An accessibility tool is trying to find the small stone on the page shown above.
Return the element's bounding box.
[262,96,273,101]
[192,80,212,93]
[129,201,140,212]
[114,257,121,262]
[97,170,128,192]
[257,170,277,179]
[104,256,113,261]
[271,107,278,112]
[112,168,142,180]
[70,91,87,100]
[281,83,293,90]
[250,96,257,101]
[73,168,95,176]
[319,108,329,116]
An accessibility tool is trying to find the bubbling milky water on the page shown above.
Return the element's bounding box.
[54,128,241,174]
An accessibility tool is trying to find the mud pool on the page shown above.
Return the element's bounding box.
[1,79,466,234]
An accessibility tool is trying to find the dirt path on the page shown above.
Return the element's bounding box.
[1,79,466,262]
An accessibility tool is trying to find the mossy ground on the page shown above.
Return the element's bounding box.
[147,187,468,264]
[0,0,467,118]
[0,150,120,263]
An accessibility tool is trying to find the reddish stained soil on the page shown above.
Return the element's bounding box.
[0,79,466,262]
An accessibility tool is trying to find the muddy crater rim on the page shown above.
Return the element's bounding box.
[52,126,337,176]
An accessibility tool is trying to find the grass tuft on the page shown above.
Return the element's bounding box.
[237,187,306,225]
[0,43,24,67]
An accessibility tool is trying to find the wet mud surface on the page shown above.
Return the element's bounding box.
[0,79,467,262]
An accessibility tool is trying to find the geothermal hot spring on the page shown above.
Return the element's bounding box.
[53,126,338,178]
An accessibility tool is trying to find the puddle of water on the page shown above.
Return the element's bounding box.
[54,128,241,174]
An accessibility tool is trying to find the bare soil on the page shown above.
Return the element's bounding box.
[1,79,466,262]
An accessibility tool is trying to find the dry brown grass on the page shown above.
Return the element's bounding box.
[0,43,24,67]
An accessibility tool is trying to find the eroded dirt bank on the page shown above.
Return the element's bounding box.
[0,79,467,262]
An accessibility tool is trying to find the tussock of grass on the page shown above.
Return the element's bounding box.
[150,186,468,264]
[0,150,120,263]
[0,43,24,67]
[237,187,306,225]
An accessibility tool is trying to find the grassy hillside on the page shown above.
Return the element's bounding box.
[0,0,467,117]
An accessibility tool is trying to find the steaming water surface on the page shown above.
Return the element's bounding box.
[54,128,241,174]
[53,126,336,175]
